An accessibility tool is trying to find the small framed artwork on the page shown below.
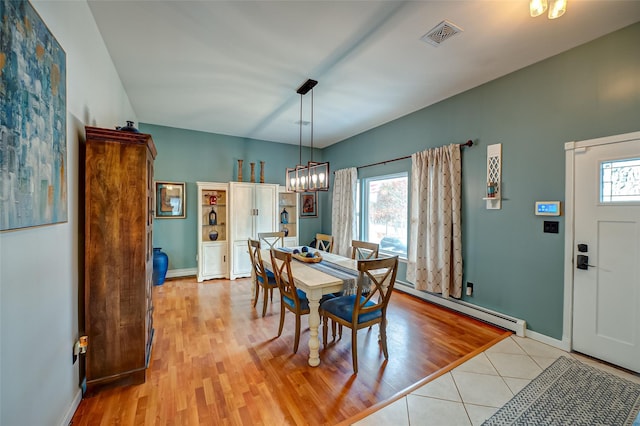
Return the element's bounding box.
[300,192,318,218]
[155,182,186,218]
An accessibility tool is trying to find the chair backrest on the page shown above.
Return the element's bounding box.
[315,233,334,253]
[248,239,269,283]
[269,248,303,307]
[258,232,285,250]
[351,240,379,260]
[353,256,399,321]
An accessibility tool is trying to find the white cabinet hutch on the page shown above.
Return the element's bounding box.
[196,182,229,281]
[229,182,279,279]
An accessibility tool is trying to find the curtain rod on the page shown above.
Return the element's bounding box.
[354,140,473,171]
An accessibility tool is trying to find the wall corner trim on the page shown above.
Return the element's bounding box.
[59,389,82,426]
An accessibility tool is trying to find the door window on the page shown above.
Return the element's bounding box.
[600,157,640,203]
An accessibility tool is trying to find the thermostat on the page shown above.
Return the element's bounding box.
[535,201,561,216]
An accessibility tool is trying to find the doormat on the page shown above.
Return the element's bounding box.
[483,356,640,425]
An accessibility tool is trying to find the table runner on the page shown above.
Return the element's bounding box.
[307,259,359,294]
[280,248,365,294]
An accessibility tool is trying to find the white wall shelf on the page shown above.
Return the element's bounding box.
[485,143,502,210]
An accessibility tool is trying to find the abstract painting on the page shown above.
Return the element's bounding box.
[155,182,186,219]
[0,0,67,231]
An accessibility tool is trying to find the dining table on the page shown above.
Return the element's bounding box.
[261,248,362,367]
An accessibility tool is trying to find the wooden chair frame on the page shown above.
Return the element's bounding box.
[315,233,334,253]
[270,248,310,353]
[321,256,399,373]
[258,231,285,250]
[351,240,379,260]
[248,239,278,317]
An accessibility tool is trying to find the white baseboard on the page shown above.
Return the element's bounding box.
[525,329,571,352]
[395,281,527,337]
[59,389,82,426]
[166,268,197,278]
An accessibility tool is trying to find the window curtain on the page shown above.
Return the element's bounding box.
[331,168,358,257]
[406,144,462,298]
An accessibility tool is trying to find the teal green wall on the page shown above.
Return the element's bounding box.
[323,23,640,339]
[146,23,639,340]
[139,124,325,270]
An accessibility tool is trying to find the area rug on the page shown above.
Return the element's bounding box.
[483,356,640,426]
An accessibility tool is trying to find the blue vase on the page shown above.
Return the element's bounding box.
[152,247,168,286]
[116,120,140,133]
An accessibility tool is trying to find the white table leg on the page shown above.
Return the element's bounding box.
[306,293,321,367]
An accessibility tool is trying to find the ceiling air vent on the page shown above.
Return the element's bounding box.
[420,20,463,47]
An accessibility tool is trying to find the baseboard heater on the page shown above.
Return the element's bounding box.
[395,281,526,336]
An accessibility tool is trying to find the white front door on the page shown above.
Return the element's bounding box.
[570,132,640,373]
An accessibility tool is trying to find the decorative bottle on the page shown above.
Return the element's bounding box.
[209,208,217,225]
[487,182,497,198]
[237,159,243,182]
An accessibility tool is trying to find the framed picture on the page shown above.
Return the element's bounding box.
[300,192,318,218]
[155,182,186,218]
[1,0,67,231]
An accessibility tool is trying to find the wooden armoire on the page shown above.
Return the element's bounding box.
[84,126,157,392]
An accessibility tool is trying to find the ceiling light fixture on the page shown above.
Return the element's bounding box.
[285,79,330,193]
[548,0,567,19]
[530,0,567,19]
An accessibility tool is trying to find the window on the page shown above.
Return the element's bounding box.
[361,173,408,257]
[600,158,640,203]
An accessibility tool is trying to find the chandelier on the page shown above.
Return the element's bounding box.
[530,0,567,19]
[285,79,330,193]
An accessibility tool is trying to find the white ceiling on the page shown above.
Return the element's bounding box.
[88,1,640,148]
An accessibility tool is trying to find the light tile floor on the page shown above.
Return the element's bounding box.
[353,335,640,426]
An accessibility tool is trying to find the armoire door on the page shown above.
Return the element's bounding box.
[254,184,277,236]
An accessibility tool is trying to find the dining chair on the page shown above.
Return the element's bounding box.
[269,248,311,354]
[320,256,399,374]
[258,231,285,250]
[248,239,278,317]
[315,233,334,253]
[349,240,381,334]
[351,240,379,260]
[269,248,335,353]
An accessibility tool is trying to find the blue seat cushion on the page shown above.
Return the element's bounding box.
[321,295,381,324]
[257,269,277,287]
[283,289,309,310]
[282,290,336,312]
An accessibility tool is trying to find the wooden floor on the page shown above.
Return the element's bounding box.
[71,277,509,426]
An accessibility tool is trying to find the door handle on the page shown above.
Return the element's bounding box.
[576,254,596,270]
